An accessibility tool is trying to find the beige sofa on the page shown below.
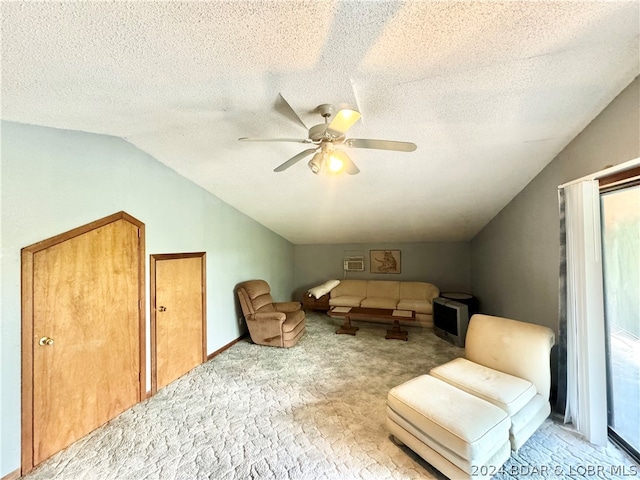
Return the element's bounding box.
[329,279,439,327]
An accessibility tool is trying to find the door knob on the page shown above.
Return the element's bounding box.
[158,306,167,312]
[39,336,54,346]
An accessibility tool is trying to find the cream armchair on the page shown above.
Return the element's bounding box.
[236,279,306,348]
[430,314,555,450]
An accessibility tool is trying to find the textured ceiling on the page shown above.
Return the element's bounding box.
[2,1,639,244]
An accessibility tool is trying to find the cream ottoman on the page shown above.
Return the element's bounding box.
[430,357,547,451]
[387,375,511,480]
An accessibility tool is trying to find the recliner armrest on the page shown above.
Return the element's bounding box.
[246,312,286,347]
[274,301,302,313]
[252,312,286,323]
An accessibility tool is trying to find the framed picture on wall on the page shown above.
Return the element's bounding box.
[370,250,401,274]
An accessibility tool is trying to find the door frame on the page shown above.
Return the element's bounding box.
[599,165,640,463]
[20,211,146,475]
[150,252,207,395]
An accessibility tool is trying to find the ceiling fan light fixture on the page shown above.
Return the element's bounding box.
[239,99,415,174]
[327,154,344,173]
[307,149,345,175]
[308,152,323,174]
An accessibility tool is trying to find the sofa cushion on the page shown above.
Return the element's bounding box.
[329,295,364,307]
[366,280,399,299]
[430,358,537,416]
[388,375,509,462]
[397,299,432,315]
[360,297,398,309]
[399,281,439,301]
[330,279,367,298]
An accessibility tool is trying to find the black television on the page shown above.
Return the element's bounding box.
[433,297,469,347]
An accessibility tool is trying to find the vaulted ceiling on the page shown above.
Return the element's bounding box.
[2,1,638,244]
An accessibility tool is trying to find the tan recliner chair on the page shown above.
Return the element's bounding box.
[236,280,306,348]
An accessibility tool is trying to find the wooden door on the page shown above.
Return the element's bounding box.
[21,212,145,473]
[151,253,206,392]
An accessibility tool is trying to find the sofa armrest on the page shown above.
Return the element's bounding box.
[274,301,302,313]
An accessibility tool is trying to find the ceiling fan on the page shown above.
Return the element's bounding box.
[238,103,417,175]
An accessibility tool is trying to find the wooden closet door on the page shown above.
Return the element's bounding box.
[152,254,206,391]
[30,217,142,466]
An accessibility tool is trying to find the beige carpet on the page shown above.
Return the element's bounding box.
[22,312,638,479]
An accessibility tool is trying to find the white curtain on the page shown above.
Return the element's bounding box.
[562,180,608,445]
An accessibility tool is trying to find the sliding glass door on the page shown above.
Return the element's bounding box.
[601,183,640,460]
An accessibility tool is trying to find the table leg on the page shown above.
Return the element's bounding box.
[336,315,359,335]
[385,320,408,341]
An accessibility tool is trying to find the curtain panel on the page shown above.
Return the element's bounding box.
[559,180,608,445]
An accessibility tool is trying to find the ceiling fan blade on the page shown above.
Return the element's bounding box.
[274,148,318,172]
[275,93,308,130]
[239,137,314,144]
[332,150,360,175]
[326,108,361,136]
[345,138,417,152]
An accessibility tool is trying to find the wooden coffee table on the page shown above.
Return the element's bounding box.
[329,307,416,340]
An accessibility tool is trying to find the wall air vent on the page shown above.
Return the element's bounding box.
[343,256,365,272]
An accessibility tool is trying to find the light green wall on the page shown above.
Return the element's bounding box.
[294,242,471,301]
[0,121,294,476]
[470,77,639,333]
[2,77,638,476]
